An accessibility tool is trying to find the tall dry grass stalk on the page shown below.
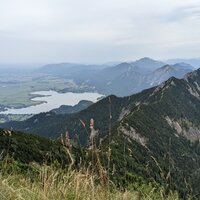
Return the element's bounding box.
[107,96,112,193]
[0,162,180,200]
[89,118,107,186]
[60,131,74,170]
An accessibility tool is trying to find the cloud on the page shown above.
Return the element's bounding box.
[160,5,200,23]
[0,0,200,63]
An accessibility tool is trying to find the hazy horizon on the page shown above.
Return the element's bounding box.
[1,56,200,68]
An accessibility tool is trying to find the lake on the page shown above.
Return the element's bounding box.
[0,90,104,114]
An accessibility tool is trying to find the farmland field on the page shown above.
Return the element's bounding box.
[0,74,78,111]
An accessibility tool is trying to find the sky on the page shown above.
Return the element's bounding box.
[0,0,200,64]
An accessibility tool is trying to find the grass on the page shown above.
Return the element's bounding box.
[0,159,180,200]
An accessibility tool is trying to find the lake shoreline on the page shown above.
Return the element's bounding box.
[0,90,104,115]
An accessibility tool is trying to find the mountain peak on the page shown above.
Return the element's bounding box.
[131,57,166,72]
[173,62,195,71]
[136,57,157,62]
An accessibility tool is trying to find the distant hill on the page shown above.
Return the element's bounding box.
[167,58,200,68]
[36,63,106,79]
[172,62,195,71]
[130,57,166,73]
[145,63,194,86]
[51,100,93,114]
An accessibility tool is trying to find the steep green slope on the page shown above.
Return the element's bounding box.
[106,104,200,197]
[103,71,200,197]
[0,128,77,165]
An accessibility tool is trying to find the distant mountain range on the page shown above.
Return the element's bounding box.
[167,58,200,68]
[2,67,200,197]
[37,57,195,96]
[78,58,195,96]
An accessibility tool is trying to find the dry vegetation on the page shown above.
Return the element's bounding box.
[0,160,180,200]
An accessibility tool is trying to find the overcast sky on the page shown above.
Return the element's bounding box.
[0,0,200,64]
